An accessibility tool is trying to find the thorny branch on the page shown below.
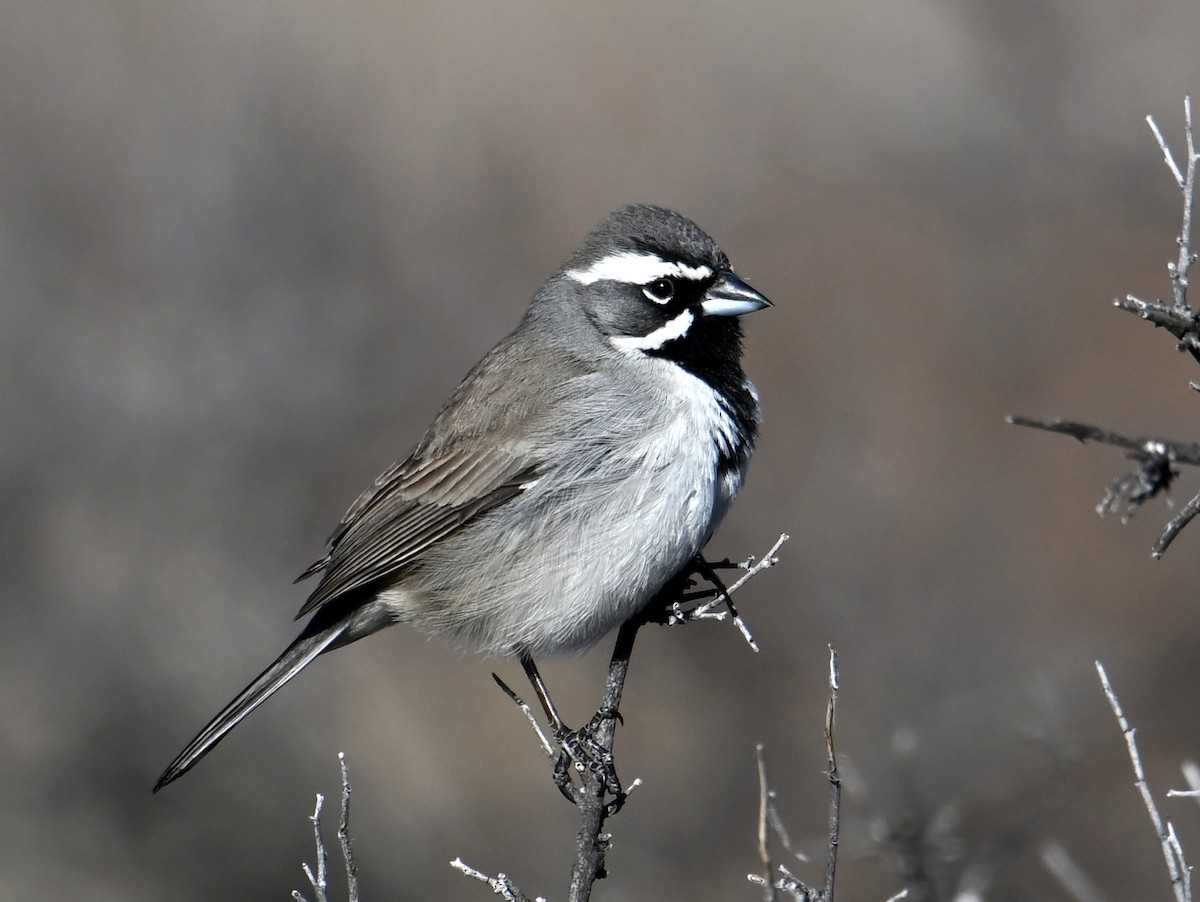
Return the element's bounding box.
[1009,98,1200,556]
[1096,662,1192,902]
[1117,98,1200,361]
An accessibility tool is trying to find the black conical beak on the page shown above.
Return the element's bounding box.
[700,272,772,317]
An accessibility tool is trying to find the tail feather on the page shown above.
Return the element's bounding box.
[153,623,347,792]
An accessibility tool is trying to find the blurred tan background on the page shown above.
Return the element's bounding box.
[5,1,1200,899]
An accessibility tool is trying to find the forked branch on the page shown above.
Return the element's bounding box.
[1009,98,1200,556]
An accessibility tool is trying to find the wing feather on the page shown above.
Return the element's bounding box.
[295,447,539,620]
[294,335,596,621]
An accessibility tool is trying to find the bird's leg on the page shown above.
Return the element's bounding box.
[519,653,623,801]
[520,653,566,732]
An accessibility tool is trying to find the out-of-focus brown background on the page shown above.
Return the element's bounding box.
[5,2,1200,899]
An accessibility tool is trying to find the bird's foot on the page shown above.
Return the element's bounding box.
[551,706,626,810]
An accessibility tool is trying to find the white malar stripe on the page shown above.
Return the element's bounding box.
[610,309,694,354]
[566,251,713,286]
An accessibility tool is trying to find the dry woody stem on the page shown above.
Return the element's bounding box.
[1009,98,1200,557]
[1096,662,1192,902]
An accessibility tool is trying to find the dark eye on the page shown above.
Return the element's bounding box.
[642,277,676,304]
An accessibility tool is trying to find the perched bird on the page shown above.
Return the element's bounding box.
[153,204,770,792]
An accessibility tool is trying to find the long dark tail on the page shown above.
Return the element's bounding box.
[152,621,348,792]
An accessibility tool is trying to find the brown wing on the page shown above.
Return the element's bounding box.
[294,445,540,620]
[293,328,600,621]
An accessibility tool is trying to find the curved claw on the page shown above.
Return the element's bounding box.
[553,752,579,804]
[550,713,625,802]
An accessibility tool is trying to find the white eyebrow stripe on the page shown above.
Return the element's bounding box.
[566,251,713,286]
[610,309,695,354]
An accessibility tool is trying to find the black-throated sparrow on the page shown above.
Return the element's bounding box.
[153,204,770,791]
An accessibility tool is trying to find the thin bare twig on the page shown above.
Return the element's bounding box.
[1010,99,1200,554]
[293,757,360,902]
[1148,114,1186,188]
[336,753,359,902]
[747,647,845,902]
[491,673,557,759]
[1153,489,1200,558]
[688,533,790,621]
[1117,98,1199,359]
[1096,662,1191,902]
[1112,293,1200,359]
[667,533,790,652]
[450,858,540,902]
[756,744,778,902]
[751,742,810,880]
[1168,761,1200,802]
[1005,417,1200,464]
[293,793,329,902]
[824,646,842,902]
[1155,99,1197,310]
